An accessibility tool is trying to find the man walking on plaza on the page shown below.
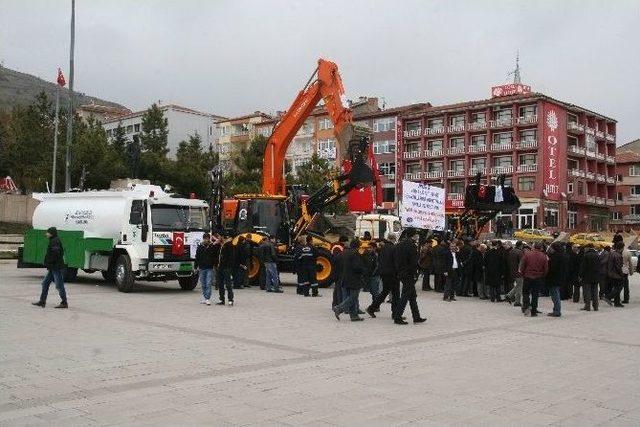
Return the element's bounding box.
[32,227,68,309]
[333,239,366,321]
[579,244,600,311]
[394,230,426,325]
[195,233,218,305]
[442,241,459,302]
[505,241,524,306]
[217,235,235,306]
[604,242,625,307]
[519,242,548,317]
[367,235,399,319]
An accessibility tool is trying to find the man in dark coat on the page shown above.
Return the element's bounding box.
[295,235,320,297]
[419,239,434,291]
[604,242,625,307]
[598,247,611,299]
[194,232,218,305]
[473,242,488,298]
[330,236,348,308]
[233,235,251,289]
[546,241,567,317]
[484,241,505,302]
[432,238,448,293]
[568,244,582,302]
[579,244,600,311]
[367,235,400,319]
[217,235,235,305]
[505,241,524,306]
[456,238,473,297]
[394,230,426,325]
[333,239,366,321]
[32,227,68,308]
[442,241,460,302]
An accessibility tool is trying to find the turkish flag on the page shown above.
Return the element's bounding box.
[172,232,185,256]
[347,186,374,213]
[57,68,66,87]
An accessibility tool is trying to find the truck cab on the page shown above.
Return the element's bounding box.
[355,214,402,241]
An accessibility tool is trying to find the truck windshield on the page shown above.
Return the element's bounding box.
[151,205,209,231]
[236,199,287,239]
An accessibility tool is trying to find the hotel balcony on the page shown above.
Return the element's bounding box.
[596,174,606,183]
[425,126,445,136]
[403,150,422,160]
[567,122,585,133]
[385,173,396,181]
[468,122,487,131]
[586,172,596,180]
[490,118,513,128]
[447,169,465,178]
[447,193,464,201]
[606,199,615,206]
[447,146,465,155]
[491,165,514,175]
[586,195,596,203]
[596,197,605,205]
[606,133,616,142]
[404,172,423,180]
[425,170,444,179]
[404,129,422,138]
[517,164,538,173]
[517,140,538,150]
[606,155,615,164]
[569,169,586,178]
[585,127,595,136]
[468,145,487,153]
[516,115,538,125]
[595,130,605,139]
[447,124,465,133]
[568,145,586,156]
[606,176,616,184]
[425,149,443,157]
[468,167,486,177]
[491,142,513,151]
[596,152,605,161]
[586,150,597,159]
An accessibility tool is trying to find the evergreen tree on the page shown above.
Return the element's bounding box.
[290,154,347,214]
[111,122,128,162]
[139,103,169,156]
[226,134,267,195]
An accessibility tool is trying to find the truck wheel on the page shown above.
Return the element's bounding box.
[178,273,198,291]
[114,255,135,293]
[63,267,78,282]
[315,248,334,288]
[246,255,262,285]
[101,269,115,282]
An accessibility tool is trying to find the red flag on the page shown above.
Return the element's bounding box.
[172,232,185,256]
[57,68,66,87]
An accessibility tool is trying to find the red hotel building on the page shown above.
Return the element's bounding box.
[396,85,617,232]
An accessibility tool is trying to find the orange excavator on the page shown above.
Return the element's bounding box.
[210,58,381,286]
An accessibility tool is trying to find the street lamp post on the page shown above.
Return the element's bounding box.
[64,0,75,191]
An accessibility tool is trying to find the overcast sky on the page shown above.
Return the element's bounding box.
[1,0,639,142]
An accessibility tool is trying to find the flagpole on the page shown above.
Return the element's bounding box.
[64,0,75,191]
[52,84,60,192]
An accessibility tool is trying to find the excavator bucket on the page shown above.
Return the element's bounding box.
[343,136,374,186]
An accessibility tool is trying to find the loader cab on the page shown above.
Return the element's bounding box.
[234,195,291,244]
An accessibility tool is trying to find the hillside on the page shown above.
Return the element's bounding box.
[0,65,127,111]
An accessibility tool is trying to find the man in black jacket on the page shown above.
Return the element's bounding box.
[485,241,505,302]
[366,235,400,319]
[546,241,567,317]
[456,238,473,297]
[233,235,250,289]
[394,230,426,325]
[194,232,218,305]
[579,244,600,311]
[217,235,235,305]
[442,241,459,302]
[604,242,625,307]
[32,227,68,308]
[333,239,366,321]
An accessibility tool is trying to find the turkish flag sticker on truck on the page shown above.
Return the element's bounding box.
[172,232,185,256]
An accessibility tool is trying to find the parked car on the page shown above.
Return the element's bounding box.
[569,233,613,250]
[513,228,555,243]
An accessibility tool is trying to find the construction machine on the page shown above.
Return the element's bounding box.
[211,58,381,286]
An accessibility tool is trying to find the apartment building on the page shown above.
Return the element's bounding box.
[215,111,274,170]
[103,104,225,158]
[397,84,617,232]
[610,139,640,231]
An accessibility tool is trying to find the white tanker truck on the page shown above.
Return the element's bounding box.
[19,184,209,292]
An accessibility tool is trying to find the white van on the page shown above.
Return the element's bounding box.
[355,214,402,241]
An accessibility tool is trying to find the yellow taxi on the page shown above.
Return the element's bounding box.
[513,228,555,243]
[569,233,613,249]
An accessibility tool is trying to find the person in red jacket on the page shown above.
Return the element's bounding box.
[518,242,549,317]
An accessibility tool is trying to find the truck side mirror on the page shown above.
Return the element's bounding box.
[129,211,143,225]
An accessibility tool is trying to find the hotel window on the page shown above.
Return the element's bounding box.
[374,140,395,154]
[494,107,512,121]
[568,211,578,229]
[471,158,486,170]
[612,212,622,220]
[449,115,465,126]
[449,137,464,149]
[519,105,537,118]
[617,174,623,182]
[518,176,535,191]
[493,132,513,144]
[567,113,578,124]
[427,139,443,151]
[405,143,420,153]
[519,129,537,142]
[405,121,421,132]
[383,187,395,203]
[568,182,574,194]
[586,134,596,152]
[427,117,444,129]
[630,164,640,176]
[578,182,584,195]
[428,161,443,172]
[545,208,559,227]
[373,117,395,132]
[568,160,579,170]
[405,163,421,173]
[519,154,537,165]
[318,118,333,130]
[567,135,578,147]
[631,205,640,215]
[450,159,464,171]
[471,112,486,123]
[617,192,623,201]
[631,185,640,196]
[494,156,513,167]
[503,177,513,187]
[378,162,396,176]
[449,181,465,194]
[471,134,486,147]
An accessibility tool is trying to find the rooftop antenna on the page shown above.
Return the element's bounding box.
[508,51,521,84]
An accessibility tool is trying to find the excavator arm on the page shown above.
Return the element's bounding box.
[262,58,372,196]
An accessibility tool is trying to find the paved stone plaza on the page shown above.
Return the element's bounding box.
[1,260,639,426]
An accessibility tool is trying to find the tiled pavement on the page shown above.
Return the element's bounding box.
[1,260,639,426]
